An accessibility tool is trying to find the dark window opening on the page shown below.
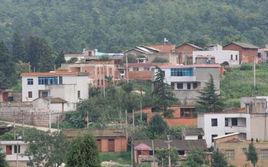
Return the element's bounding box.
[177,83,183,89]
[211,118,218,126]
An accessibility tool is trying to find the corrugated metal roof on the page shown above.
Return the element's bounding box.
[226,42,259,49]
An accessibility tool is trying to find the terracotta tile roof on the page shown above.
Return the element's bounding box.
[147,44,176,54]
[21,71,88,77]
[158,64,221,69]
[224,42,259,49]
[127,63,155,68]
[176,43,203,50]
[63,129,126,139]
[134,139,207,151]
[182,128,204,136]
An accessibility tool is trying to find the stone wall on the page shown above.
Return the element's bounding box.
[0,102,66,127]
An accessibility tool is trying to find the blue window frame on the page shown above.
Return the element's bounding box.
[38,77,58,85]
[170,68,193,76]
[27,78,33,85]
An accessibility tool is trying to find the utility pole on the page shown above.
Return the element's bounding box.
[140,88,143,123]
[253,55,256,95]
[166,135,172,167]
[152,140,155,167]
[126,55,129,82]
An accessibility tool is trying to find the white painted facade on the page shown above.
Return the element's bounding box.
[193,45,240,66]
[0,141,30,166]
[198,112,251,147]
[21,71,91,111]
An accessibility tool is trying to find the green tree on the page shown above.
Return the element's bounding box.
[196,75,223,113]
[11,32,26,62]
[184,150,208,167]
[0,41,16,89]
[55,50,66,68]
[148,114,168,138]
[0,148,8,167]
[155,148,178,167]
[25,36,54,72]
[212,149,228,167]
[246,143,258,167]
[152,67,176,113]
[25,129,69,167]
[66,134,100,167]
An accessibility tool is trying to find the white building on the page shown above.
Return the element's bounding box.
[193,44,240,67]
[21,70,91,112]
[0,141,30,167]
[156,64,221,105]
[198,112,251,147]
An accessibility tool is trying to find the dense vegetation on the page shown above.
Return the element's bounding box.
[0,0,268,52]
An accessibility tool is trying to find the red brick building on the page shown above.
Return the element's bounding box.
[175,43,203,65]
[64,129,128,153]
[143,106,197,127]
[223,42,259,64]
[127,63,155,81]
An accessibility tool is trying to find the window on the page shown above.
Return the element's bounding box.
[225,118,229,126]
[225,150,235,160]
[38,77,58,85]
[170,68,193,76]
[231,118,238,126]
[59,76,63,84]
[171,82,175,89]
[14,145,20,153]
[39,91,49,98]
[211,134,218,142]
[6,145,12,155]
[78,91,81,99]
[178,150,185,156]
[27,78,33,85]
[211,118,218,126]
[177,83,183,89]
[259,149,268,160]
[235,55,238,60]
[231,54,233,60]
[187,83,191,90]
[28,91,32,98]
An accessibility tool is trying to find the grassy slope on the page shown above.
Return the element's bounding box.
[99,152,131,165]
[221,63,268,107]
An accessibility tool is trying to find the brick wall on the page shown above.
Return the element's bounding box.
[223,44,258,63]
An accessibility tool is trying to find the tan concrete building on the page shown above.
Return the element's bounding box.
[241,96,268,141]
[214,133,268,167]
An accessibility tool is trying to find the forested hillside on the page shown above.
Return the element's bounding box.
[0,0,268,52]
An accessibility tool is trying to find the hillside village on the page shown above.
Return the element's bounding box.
[1,39,268,167]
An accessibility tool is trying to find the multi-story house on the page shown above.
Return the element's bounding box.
[0,140,30,167]
[193,44,240,67]
[62,60,122,87]
[241,96,268,141]
[198,112,251,147]
[127,63,155,81]
[21,70,90,111]
[156,64,221,105]
[223,42,259,64]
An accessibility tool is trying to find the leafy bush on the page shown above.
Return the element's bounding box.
[240,64,252,70]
